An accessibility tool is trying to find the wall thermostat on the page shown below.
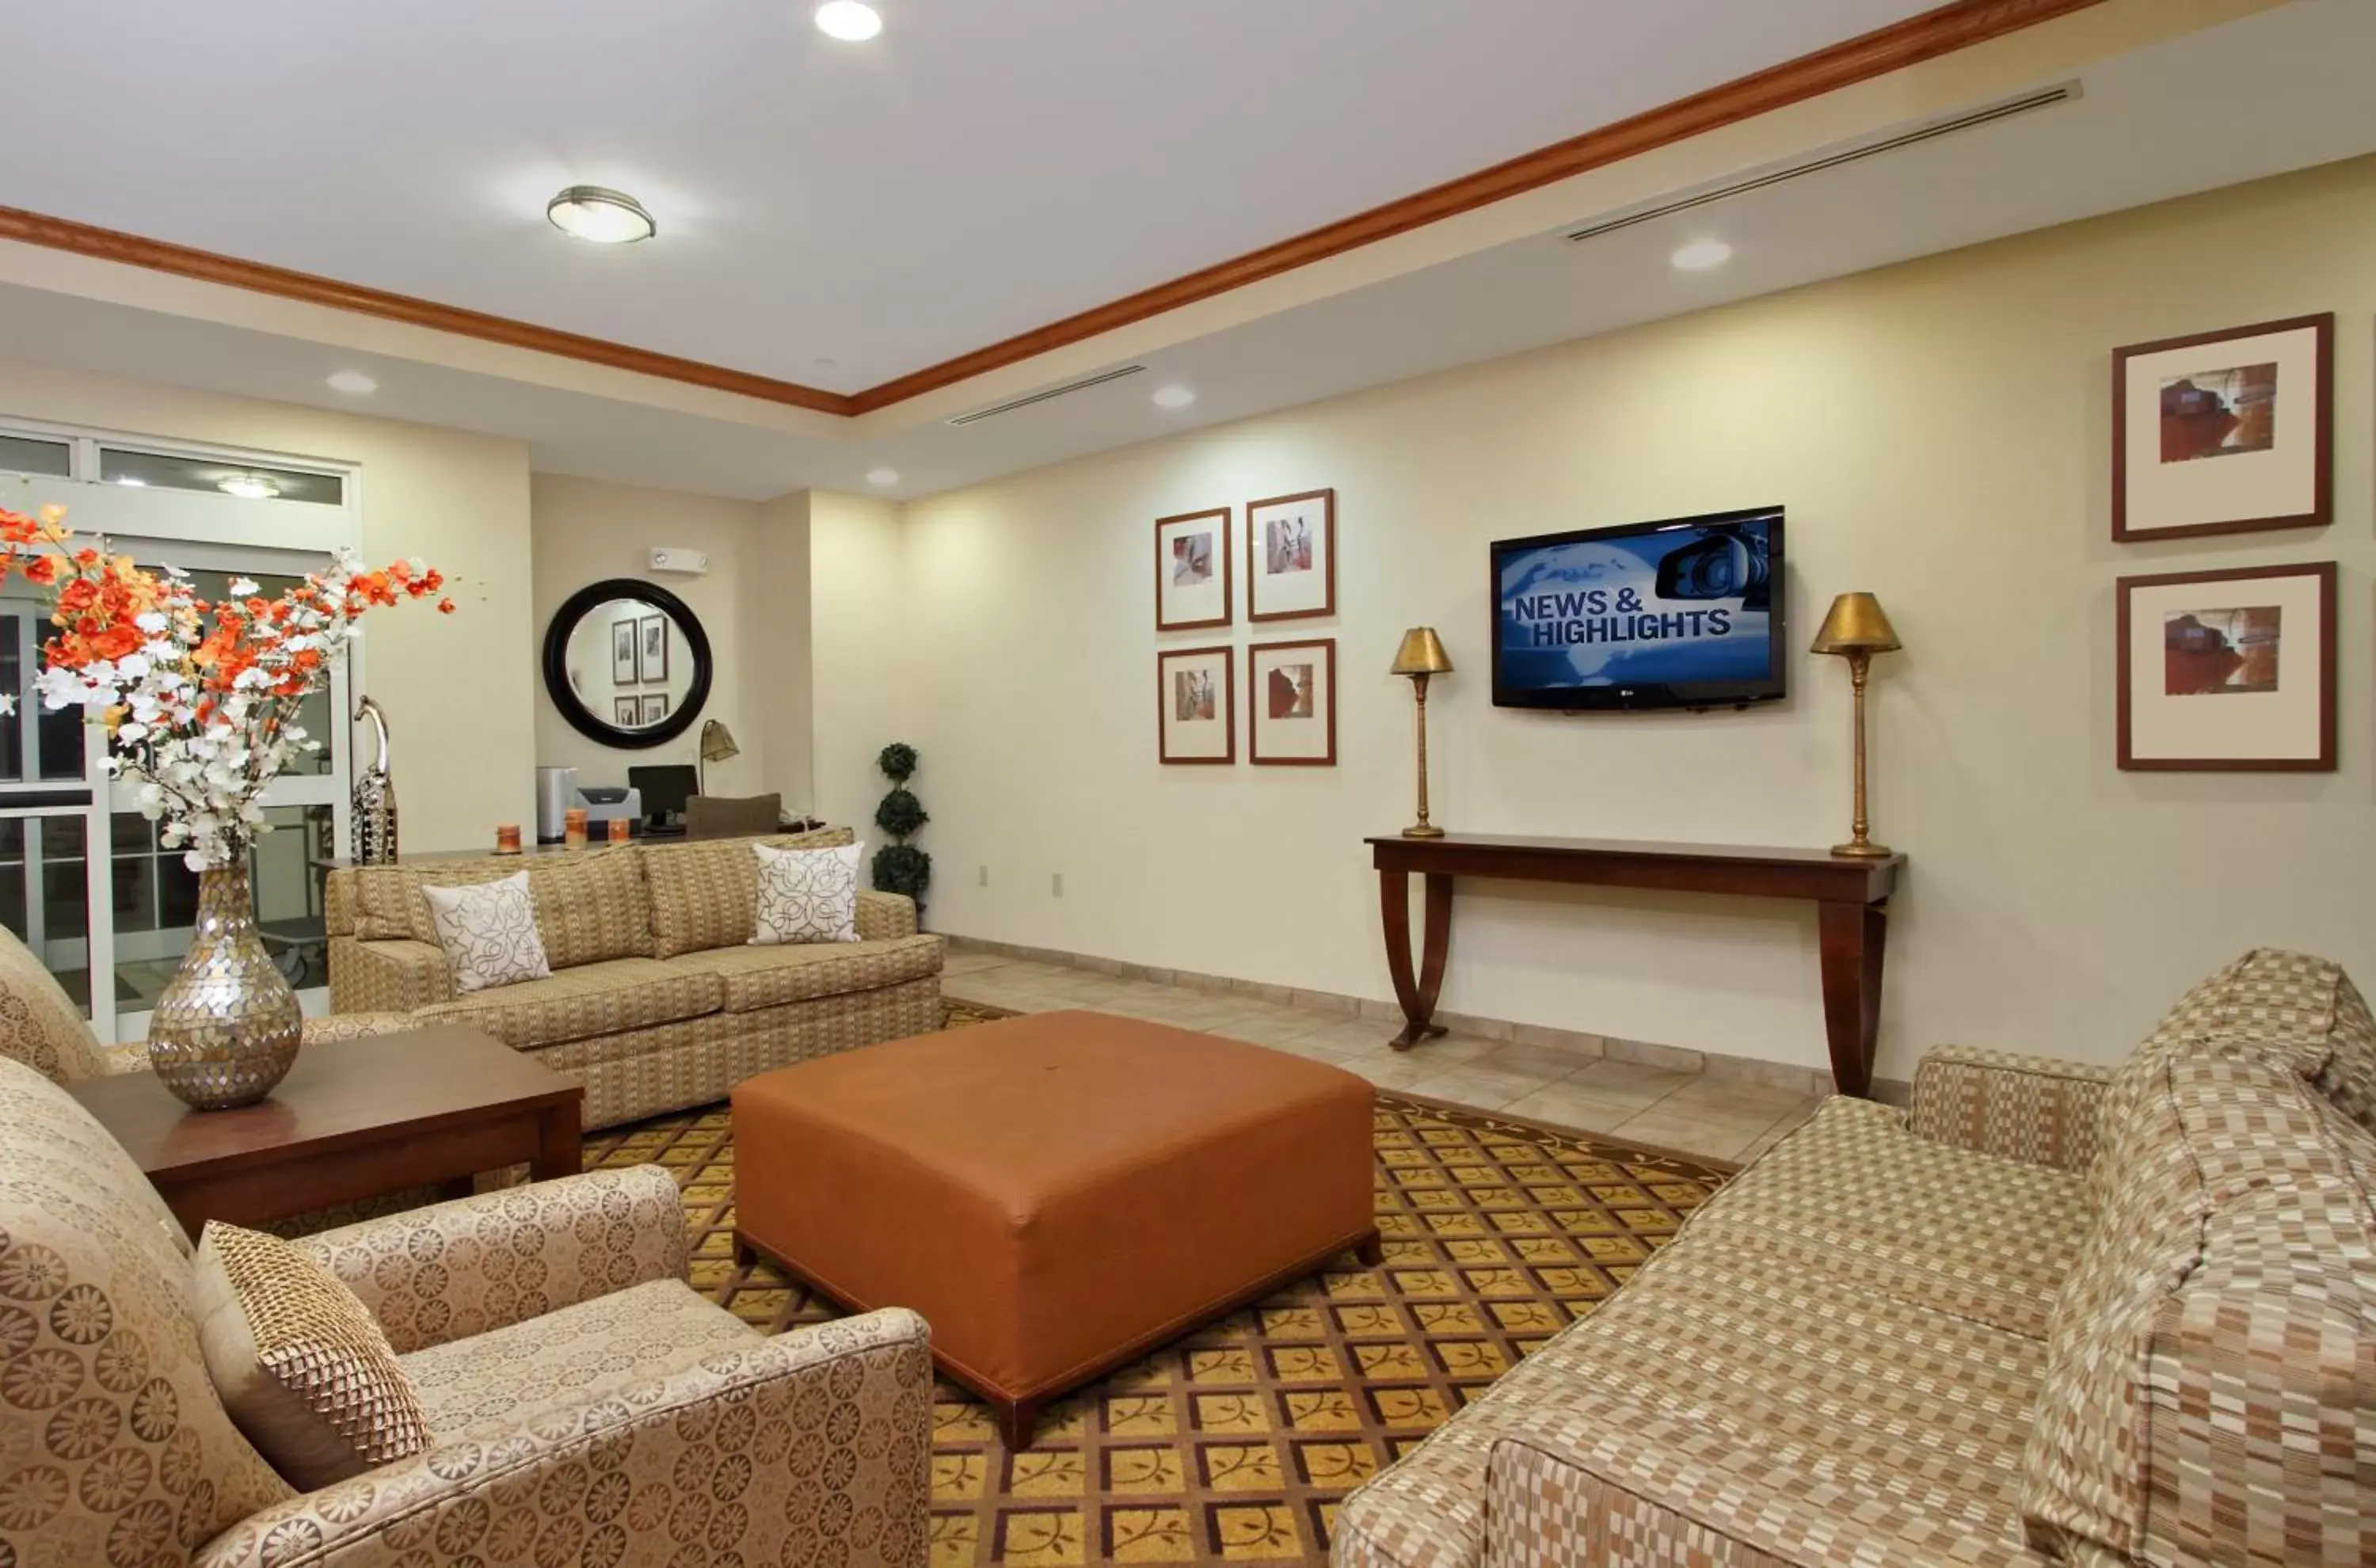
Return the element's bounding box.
[648,548,709,576]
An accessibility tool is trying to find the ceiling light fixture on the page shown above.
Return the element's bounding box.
[326,371,379,395]
[814,2,882,41]
[1670,238,1734,272]
[1152,386,1197,410]
[866,467,901,487]
[546,185,657,244]
[112,477,146,488]
[219,475,280,500]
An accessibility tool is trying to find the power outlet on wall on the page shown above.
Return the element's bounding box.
[1051,873,1064,898]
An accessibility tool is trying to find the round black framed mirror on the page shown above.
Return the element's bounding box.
[542,579,714,750]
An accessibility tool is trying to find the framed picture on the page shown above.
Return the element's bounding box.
[1157,645,1235,765]
[2117,561,2335,771]
[1248,638,1336,767]
[611,620,638,686]
[613,696,640,727]
[1247,489,1336,622]
[2113,314,2332,542]
[638,613,671,683]
[1155,508,1231,631]
[638,691,671,727]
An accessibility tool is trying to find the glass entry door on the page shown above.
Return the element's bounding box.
[0,542,351,1043]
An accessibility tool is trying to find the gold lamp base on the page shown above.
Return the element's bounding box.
[1402,823,1447,839]
[1831,839,1894,860]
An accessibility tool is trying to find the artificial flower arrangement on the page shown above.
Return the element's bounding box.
[0,502,452,871]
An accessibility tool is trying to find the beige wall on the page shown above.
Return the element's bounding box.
[747,491,817,820]
[894,156,2376,1076]
[528,474,774,801]
[809,491,909,844]
[0,355,535,851]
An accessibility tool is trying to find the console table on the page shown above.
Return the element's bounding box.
[1367,834,1906,1097]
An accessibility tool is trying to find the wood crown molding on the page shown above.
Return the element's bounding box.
[0,0,2108,422]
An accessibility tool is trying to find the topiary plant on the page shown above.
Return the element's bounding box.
[871,742,931,912]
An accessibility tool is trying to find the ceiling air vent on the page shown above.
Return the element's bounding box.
[946,364,1148,426]
[1564,82,2081,246]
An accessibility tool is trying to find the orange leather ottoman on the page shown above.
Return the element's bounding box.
[731,1009,1378,1447]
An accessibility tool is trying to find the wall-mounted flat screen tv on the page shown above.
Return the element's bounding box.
[1492,505,1786,711]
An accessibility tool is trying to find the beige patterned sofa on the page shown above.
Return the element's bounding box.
[326,828,942,1128]
[1336,948,2375,1568]
[0,1053,931,1568]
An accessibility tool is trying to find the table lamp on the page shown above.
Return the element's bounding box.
[1810,593,1902,859]
[1391,628,1454,839]
[698,719,741,794]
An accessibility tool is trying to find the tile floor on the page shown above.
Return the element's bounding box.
[942,950,1826,1166]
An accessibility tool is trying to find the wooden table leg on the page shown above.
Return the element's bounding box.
[1380,869,1453,1051]
[532,1103,583,1181]
[1816,900,1887,1098]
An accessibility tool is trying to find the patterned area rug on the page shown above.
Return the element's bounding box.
[583,1003,1731,1566]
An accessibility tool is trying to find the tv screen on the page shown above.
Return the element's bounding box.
[1492,505,1785,711]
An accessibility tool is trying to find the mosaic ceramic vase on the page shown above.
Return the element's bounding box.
[147,865,303,1109]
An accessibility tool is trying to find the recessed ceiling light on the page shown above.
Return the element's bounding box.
[112,477,146,488]
[1670,238,1734,272]
[546,185,657,244]
[1152,386,1197,410]
[814,2,882,40]
[219,475,280,500]
[326,371,378,396]
[866,467,901,487]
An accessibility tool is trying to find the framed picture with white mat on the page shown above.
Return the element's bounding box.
[2112,314,2332,542]
[2117,561,2335,771]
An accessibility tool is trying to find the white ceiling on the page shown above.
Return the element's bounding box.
[0,0,1937,390]
[0,2,2367,504]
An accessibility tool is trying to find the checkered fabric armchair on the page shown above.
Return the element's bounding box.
[0,1054,934,1568]
[1335,948,2376,1568]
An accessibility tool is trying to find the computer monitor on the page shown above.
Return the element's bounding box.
[627,764,699,829]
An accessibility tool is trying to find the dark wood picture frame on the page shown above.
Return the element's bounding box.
[638,612,671,683]
[638,691,671,727]
[2116,561,2336,772]
[613,696,640,727]
[2111,313,2333,542]
[611,619,638,686]
[1157,645,1236,766]
[1248,637,1338,767]
[1247,488,1337,622]
[1154,508,1232,632]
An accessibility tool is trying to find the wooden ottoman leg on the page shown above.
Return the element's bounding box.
[996,1395,1043,1452]
[732,1229,758,1269]
[1354,1230,1384,1266]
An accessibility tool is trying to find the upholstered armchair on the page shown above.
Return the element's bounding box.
[0,1056,933,1568]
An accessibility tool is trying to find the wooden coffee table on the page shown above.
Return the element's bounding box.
[67,1026,583,1235]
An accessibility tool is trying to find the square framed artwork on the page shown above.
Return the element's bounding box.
[1247,489,1336,622]
[638,691,671,726]
[1157,645,1235,765]
[2113,314,2332,542]
[638,613,671,683]
[611,620,638,686]
[613,696,640,727]
[1248,638,1336,766]
[1155,508,1232,631]
[2117,561,2335,771]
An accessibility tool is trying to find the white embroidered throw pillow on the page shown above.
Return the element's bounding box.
[752,841,864,946]
[423,871,552,993]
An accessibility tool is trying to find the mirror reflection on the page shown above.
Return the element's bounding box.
[562,597,695,734]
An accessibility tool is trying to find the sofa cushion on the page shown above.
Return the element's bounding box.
[413,958,722,1051]
[2020,1042,2376,1566]
[350,850,656,969]
[641,828,856,958]
[1678,1095,2090,1339]
[0,1060,295,1552]
[400,1277,757,1447]
[192,1220,429,1488]
[349,858,524,942]
[671,934,943,1014]
[0,921,108,1083]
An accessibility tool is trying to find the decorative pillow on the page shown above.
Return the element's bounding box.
[192,1220,431,1489]
[423,871,552,993]
[644,828,856,957]
[752,840,865,946]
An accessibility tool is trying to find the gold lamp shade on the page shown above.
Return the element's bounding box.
[699,719,741,763]
[1810,592,1902,656]
[1391,626,1454,677]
